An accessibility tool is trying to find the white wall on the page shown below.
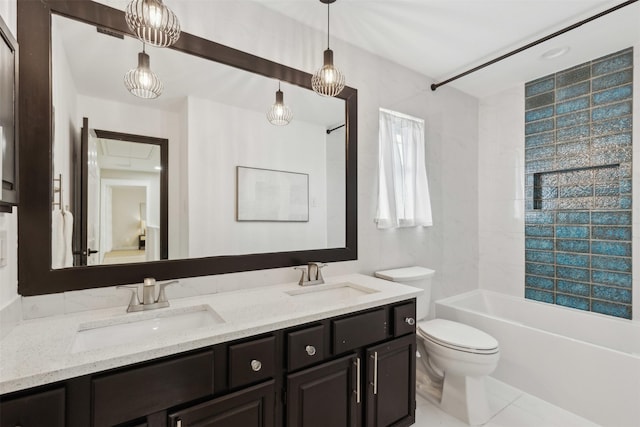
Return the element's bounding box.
[326,127,346,248]
[52,21,80,211]
[17,1,479,315]
[478,86,525,298]
[100,169,161,230]
[111,186,146,250]
[478,43,640,322]
[163,1,480,301]
[187,97,328,257]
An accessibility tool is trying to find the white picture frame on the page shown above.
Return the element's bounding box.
[236,166,309,222]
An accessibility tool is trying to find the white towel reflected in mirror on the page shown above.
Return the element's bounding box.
[52,208,74,268]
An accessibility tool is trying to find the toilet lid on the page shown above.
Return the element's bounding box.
[374,266,435,282]
[418,319,498,353]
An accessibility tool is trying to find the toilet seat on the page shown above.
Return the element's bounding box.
[418,319,499,355]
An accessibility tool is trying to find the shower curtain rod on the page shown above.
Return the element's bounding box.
[430,0,638,91]
[326,124,345,134]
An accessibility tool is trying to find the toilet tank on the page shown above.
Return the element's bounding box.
[375,266,435,320]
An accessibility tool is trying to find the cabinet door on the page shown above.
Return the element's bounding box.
[366,335,416,427]
[168,380,275,427]
[0,387,65,427]
[286,353,360,427]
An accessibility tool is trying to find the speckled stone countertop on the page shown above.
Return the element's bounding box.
[0,274,421,395]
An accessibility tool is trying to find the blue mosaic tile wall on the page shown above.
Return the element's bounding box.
[524,48,633,319]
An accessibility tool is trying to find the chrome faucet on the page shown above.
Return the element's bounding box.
[294,262,326,286]
[117,278,179,312]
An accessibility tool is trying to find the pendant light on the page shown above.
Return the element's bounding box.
[312,0,345,97]
[125,0,181,48]
[124,44,163,99]
[267,82,293,126]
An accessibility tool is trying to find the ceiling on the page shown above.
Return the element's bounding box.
[252,0,639,97]
[96,138,161,173]
[81,0,639,100]
[53,14,345,128]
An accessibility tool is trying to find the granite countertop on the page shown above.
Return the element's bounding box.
[0,274,421,395]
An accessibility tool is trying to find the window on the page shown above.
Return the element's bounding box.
[375,108,432,229]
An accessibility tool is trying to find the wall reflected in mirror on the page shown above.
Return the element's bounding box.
[51,13,346,270]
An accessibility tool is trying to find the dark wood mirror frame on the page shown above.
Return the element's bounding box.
[17,0,357,296]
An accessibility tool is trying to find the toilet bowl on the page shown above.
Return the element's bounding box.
[375,267,500,425]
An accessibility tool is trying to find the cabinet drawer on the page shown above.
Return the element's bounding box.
[92,349,214,427]
[333,309,387,354]
[0,387,65,427]
[229,336,276,389]
[393,302,417,337]
[287,325,325,371]
[168,380,275,427]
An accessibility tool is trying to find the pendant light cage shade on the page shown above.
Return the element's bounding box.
[312,0,345,97]
[267,89,293,126]
[124,51,164,99]
[312,50,345,97]
[126,0,181,47]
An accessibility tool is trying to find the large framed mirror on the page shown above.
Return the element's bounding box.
[17,0,357,296]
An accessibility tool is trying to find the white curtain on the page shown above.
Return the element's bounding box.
[376,108,432,229]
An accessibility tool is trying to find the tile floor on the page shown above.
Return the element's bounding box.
[413,376,601,427]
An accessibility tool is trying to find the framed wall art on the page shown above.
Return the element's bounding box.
[236,166,309,222]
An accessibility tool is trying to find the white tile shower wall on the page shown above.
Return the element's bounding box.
[479,42,640,321]
[18,0,480,317]
[478,86,526,298]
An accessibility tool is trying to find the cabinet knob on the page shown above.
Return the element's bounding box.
[305,345,317,356]
[251,359,262,372]
[405,317,416,326]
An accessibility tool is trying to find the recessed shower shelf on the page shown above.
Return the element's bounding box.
[532,163,621,211]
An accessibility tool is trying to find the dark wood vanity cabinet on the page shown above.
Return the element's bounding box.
[285,302,417,427]
[0,300,416,427]
[0,387,65,427]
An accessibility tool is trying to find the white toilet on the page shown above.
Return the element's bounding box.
[375,267,499,426]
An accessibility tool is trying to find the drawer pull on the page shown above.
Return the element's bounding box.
[251,359,262,372]
[405,317,416,326]
[371,351,378,395]
[305,345,317,356]
[355,357,361,403]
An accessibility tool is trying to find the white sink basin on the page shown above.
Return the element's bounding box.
[71,305,224,353]
[285,282,379,303]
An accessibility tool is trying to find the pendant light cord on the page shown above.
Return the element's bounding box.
[327,2,330,49]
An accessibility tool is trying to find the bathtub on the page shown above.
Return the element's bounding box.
[435,290,640,427]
